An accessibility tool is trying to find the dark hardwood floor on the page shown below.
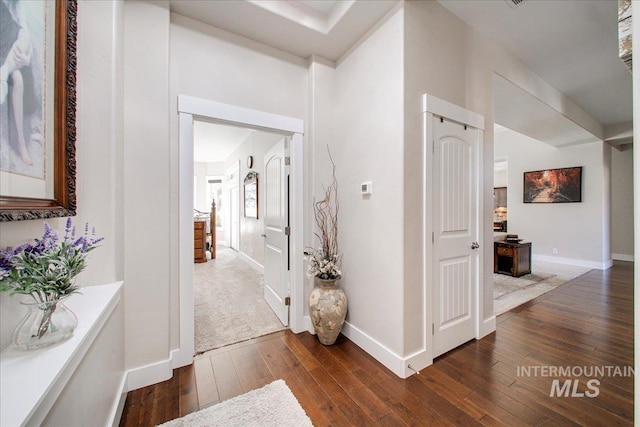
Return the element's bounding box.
[120,262,634,426]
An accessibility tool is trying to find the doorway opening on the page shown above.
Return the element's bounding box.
[192,120,288,354]
[176,95,305,367]
[492,74,600,318]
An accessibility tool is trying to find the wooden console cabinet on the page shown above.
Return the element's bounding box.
[494,241,531,277]
[194,220,207,263]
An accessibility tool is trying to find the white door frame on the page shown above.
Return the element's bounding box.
[175,95,305,367]
[422,94,485,365]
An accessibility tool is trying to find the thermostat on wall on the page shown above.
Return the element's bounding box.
[361,181,373,195]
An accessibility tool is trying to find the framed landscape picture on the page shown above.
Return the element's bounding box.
[523,166,582,203]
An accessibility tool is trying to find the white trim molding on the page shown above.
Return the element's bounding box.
[176,95,306,368]
[341,321,432,379]
[239,251,265,273]
[612,253,634,262]
[422,94,485,131]
[478,315,497,339]
[178,95,304,135]
[109,374,129,427]
[533,254,613,270]
[126,358,173,392]
[341,321,411,378]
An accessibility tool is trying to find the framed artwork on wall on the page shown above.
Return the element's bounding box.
[523,166,582,203]
[0,0,77,221]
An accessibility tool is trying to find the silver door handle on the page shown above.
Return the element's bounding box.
[471,242,480,250]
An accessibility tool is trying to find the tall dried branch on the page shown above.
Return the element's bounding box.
[313,146,339,260]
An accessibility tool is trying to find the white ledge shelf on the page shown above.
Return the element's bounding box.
[0,282,123,427]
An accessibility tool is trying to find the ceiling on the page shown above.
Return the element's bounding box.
[193,121,252,163]
[194,121,284,163]
[171,0,632,144]
[170,0,398,61]
[437,0,632,127]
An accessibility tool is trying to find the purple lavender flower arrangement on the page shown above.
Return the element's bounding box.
[0,218,103,303]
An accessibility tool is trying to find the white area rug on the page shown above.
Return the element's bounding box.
[494,261,591,316]
[158,380,313,427]
[194,247,286,354]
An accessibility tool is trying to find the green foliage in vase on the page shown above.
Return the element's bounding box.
[0,218,103,303]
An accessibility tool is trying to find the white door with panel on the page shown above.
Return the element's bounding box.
[432,116,480,358]
[263,138,289,326]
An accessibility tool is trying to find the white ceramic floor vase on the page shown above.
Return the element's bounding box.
[309,277,347,345]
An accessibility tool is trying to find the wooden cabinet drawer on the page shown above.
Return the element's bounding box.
[496,246,513,256]
[194,220,207,263]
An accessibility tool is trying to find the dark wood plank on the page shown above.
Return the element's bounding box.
[229,344,275,393]
[177,363,199,417]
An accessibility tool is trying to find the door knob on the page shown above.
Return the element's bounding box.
[471,242,480,250]
[261,234,267,238]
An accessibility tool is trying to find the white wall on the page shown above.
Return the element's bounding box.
[194,162,207,212]
[495,128,610,267]
[611,144,634,260]
[168,13,308,354]
[333,7,405,356]
[224,131,282,267]
[122,0,172,388]
[494,168,508,188]
[42,299,125,427]
[0,0,125,422]
[193,161,225,213]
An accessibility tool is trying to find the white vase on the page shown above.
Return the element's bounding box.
[309,276,347,345]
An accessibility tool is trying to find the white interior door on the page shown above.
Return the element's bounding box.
[263,138,289,326]
[432,116,479,358]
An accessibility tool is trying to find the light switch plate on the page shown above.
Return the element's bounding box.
[361,182,372,195]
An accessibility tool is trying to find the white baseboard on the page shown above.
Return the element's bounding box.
[340,321,428,379]
[239,251,264,273]
[612,253,635,262]
[403,350,432,378]
[532,254,612,270]
[126,357,173,391]
[125,349,193,399]
[171,347,193,369]
[478,315,496,339]
[109,373,129,427]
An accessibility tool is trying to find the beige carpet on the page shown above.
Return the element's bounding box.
[158,380,313,427]
[194,246,286,355]
[493,261,591,316]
